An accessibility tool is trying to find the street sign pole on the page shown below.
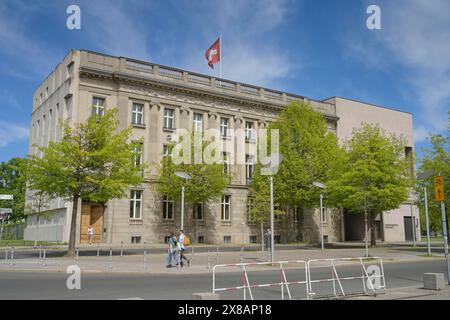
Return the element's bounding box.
[320,194,324,251]
[440,201,450,285]
[269,176,274,264]
[424,187,431,256]
[181,185,185,231]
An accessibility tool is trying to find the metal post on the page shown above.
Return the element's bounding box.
[120,241,123,257]
[10,247,14,266]
[320,194,324,251]
[181,186,185,230]
[240,246,244,264]
[424,187,431,256]
[143,246,147,270]
[269,176,275,264]
[364,197,369,258]
[207,248,211,270]
[42,248,46,267]
[39,245,42,260]
[4,247,8,261]
[97,245,100,257]
[109,248,112,269]
[410,200,416,247]
[440,201,450,285]
[76,247,79,266]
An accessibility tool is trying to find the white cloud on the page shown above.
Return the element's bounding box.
[0,122,28,148]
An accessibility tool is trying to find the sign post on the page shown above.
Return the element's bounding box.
[434,175,450,285]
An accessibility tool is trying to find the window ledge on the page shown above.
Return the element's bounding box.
[221,135,232,140]
[221,221,232,226]
[129,219,143,225]
[132,123,146,129]
[163,127,176,132]
[245,138,256,144]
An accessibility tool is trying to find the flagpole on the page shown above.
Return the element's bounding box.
[219,34,222,79]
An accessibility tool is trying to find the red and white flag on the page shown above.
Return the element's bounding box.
[205,37,220,69]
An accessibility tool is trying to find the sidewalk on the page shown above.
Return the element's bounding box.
[0,245,445,275]
[350,286,450,300]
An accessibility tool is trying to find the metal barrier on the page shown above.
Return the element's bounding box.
[307,257,386,299]
[212,260,309,300]
[212,257,386,300]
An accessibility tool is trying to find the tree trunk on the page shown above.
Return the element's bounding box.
[67,195,79,256]
[370,216,377,247]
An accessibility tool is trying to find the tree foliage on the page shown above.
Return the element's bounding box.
[0,158,26,222]
[22,109,144,255]
[328,123,411,246]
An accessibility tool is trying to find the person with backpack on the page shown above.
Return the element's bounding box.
[178,229,191,267]
[166,231,180,268]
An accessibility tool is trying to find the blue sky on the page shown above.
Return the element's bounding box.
[0,0,449,163]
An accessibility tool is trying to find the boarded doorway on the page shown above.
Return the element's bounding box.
[80,202,104,243]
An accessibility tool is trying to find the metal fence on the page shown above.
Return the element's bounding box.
[0,224,25,240]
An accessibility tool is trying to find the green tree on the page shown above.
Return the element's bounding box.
[0,158,26,222]
[22,109,144,255]
[328,124,411,247]
[417,116,450,238]
[156,131,229,212]
[250,101,342,244]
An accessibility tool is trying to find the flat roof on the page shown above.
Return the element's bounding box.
[323,96,412,116]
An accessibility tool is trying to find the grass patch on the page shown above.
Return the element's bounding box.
[0,240,64,247]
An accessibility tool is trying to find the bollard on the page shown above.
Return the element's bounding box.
[97,245,100,257]
[109,248,112,269]
[216,246,219,262]
[120,241,123,257]
[144,248,147,270]
[76,247,79,266]
[207,248,211,270]
[240,246,244,264]
[42,248,46,267]
[39,245,42,260]
[5,247,8,261]
[10,247,14,266]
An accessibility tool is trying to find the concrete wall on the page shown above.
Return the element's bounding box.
[24,208,69,242]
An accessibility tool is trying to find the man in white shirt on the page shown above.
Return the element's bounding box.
[178,229,191,267]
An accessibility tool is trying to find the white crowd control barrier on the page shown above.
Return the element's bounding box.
[307,257,386,299]
[212,260,309,300]
[212,257,386,300]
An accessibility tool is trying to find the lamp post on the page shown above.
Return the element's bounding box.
[417,169,435,256]
[175,172,191,231]
[313,182,326,251]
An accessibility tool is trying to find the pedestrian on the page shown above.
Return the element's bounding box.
[178,229,191,267]
[87,225,95,245]
[166,231,179,268]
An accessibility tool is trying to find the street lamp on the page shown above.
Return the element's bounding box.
[260,153,283,264]
[313,182,326,250]
[417,169,435,256]
[175,172,191,231]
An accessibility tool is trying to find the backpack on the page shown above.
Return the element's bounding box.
[183,235,190,246]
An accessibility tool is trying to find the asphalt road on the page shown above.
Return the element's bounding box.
[0,260,448,300]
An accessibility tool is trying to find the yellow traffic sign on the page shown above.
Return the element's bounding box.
[434,176,445,202]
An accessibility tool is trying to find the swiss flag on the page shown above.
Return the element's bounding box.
[205,37,220,69]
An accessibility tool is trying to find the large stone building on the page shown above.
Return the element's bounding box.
[24,49,420,245]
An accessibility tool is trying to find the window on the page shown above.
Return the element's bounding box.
[293,207,300,223]
[221,195,231,221]
[274,236,281,244]
[197,235,204,244]
[163,144,172,158]
[250,235,258,244]
[131,236,141,244]
[220,117,229,137]
[223,236,232,244]
[193,203,203,221]
[132,103,144,125]
[163,196,174,220]
[245,121,255,141]
[247,197,255,222]
[322,208,327,224]
[164,236,171,244]
[164,108,174,129]
[246,155,254,181]
[222,152,231,174]
[193,113,203,132]
[130,190,142,219]
[133,143,143,168]
[92,97,105,117]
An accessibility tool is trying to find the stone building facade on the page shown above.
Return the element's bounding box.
[24,49,420,245]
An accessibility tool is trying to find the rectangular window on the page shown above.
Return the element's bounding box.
[220,117,229,137]
[163,195,174,220]
[164,108,174,129]
[222,152,231,174]
[221,195,231,221]
[92,97,105,117]
[193,203,203,221]
[223,236,232,244]
[163,144,172,158]
[133,143,143,168]
[130,190,142,219]
[246,155,254,181]
[247,197,255,222]
[274,235,281,244]
[131,236,141,244]
[132,103,144,125]
[197,235,204,244]
[193,113,203,132]
[249,235,258,244]
[293,207,300,223]
[245,121,255,141]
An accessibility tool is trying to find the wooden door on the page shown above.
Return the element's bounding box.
[79,203,103,243]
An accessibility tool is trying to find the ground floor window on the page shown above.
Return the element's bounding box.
[221,195,231,221]
[197,235,204,243]
[131,236,141,244]
[193,203,203,221]
[130,190,142,219]
[223,236,232,244]
[249,235,258,243]
[163,195,174,220]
